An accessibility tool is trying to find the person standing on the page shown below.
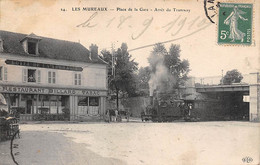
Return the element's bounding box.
[115,109,118,122]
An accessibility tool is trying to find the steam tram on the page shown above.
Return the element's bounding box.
[141,94,199,122]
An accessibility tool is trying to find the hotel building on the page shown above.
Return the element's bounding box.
[0,30,108,121]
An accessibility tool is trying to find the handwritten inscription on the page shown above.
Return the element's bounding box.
[76,12,211,40]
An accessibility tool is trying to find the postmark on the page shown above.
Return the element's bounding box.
[204,0,220,24]
[217,3,253,45]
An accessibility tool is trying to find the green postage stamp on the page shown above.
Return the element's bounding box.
[218,3,253,45]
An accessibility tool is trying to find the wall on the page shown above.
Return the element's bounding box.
[249,73,260,121]
[0,55,107,90]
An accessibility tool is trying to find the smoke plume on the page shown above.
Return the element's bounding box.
[148,53,173,96]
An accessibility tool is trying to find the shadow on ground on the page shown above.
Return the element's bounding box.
[0,131,126,165]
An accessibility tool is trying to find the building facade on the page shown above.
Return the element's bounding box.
[0,30,108,121]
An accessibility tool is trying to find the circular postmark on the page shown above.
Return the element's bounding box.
[204,0,220,24]
[242,156,253,163]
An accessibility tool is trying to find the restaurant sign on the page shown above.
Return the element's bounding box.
[0,85,107,96]
[5,60,83,72]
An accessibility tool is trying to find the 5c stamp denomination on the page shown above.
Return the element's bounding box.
[218,3,253,45]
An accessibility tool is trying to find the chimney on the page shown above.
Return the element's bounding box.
[89,44,98,60]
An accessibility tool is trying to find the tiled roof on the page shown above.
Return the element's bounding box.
[0,30,106,64]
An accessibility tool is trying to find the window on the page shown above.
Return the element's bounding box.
[28,69,36,82]
[0,66,2,80]
[78,97,88,106]
[74,73,81,85]
[28,41,36,55]
[0,66,7,81]
[37,70,41,83]
[0,39,3,52]
[22,68,40,83]
[48,71,56,84]
[89,97,99,106]
[4,67,7,81]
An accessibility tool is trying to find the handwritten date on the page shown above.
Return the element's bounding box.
[76,12,211,40]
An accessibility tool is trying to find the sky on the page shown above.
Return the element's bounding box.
[0,0,259,77]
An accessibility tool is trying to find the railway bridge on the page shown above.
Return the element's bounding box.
[184,73,260,122]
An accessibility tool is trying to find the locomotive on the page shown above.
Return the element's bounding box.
[141,91,199,122]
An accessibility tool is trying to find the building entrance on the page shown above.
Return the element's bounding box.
[26,100,32,114]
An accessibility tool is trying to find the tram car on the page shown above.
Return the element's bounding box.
[141,93,199,122]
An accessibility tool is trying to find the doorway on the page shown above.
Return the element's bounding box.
[26,100,32,114]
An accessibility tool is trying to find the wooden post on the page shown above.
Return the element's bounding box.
[49,96,51,114]
[7,94,11,113]
[56,96,59,114]
[87,97,89,115]
[25,96,27,114]
[19,94,21,107]
[15,94,19,107]
[32,97,34,115]
[36,94,39,114]
[40,95,43,108]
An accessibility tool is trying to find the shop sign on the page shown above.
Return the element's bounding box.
[0,86,107,96]
[5,60,83,71]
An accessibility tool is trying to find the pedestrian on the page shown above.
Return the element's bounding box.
[115,109,118,122]
[105,110,110,123]
[126,110,130,122]
[188,103,193,116]
[110,109,115,122]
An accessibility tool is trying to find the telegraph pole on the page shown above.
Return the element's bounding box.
[111,43,115,78]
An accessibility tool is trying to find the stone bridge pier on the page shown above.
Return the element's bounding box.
[249,73,260,122]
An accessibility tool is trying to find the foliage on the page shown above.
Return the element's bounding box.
[221,69,243,85]
[137,66,151,90]
[100,43,138,108]
[113,43,138,96]
[165,44,190,86]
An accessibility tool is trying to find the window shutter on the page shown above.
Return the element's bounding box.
[74,73,77,85]
[79,74,81,85]
[22,68,27,82]
[37,70,41,83]
[3,67,7,81]
[48,71,51,83]
[53,72,56,84]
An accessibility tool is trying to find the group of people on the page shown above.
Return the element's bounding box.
[105,109,130,122]
[179,103,193,117]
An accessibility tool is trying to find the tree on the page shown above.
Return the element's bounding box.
[136,66,151,96]
[100,43,138,109]
[137,66,151,89]
[221,69,243,85]
[165,44,190,87]
[148,43,190,96]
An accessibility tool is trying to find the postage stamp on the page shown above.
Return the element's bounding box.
[218,3,253,45]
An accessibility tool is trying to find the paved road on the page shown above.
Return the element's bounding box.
[0,121,259,165]
[0,131,125,165]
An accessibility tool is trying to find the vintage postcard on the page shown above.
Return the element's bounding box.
[0,0,259,165]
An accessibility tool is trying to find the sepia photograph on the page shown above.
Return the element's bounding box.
[0,0,259,164]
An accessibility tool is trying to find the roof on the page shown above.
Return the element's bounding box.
[0,30,106,64]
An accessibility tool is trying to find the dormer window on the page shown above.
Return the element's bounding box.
[20,33,41,55]
[28,41,37,55]
[0,38,3,52]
